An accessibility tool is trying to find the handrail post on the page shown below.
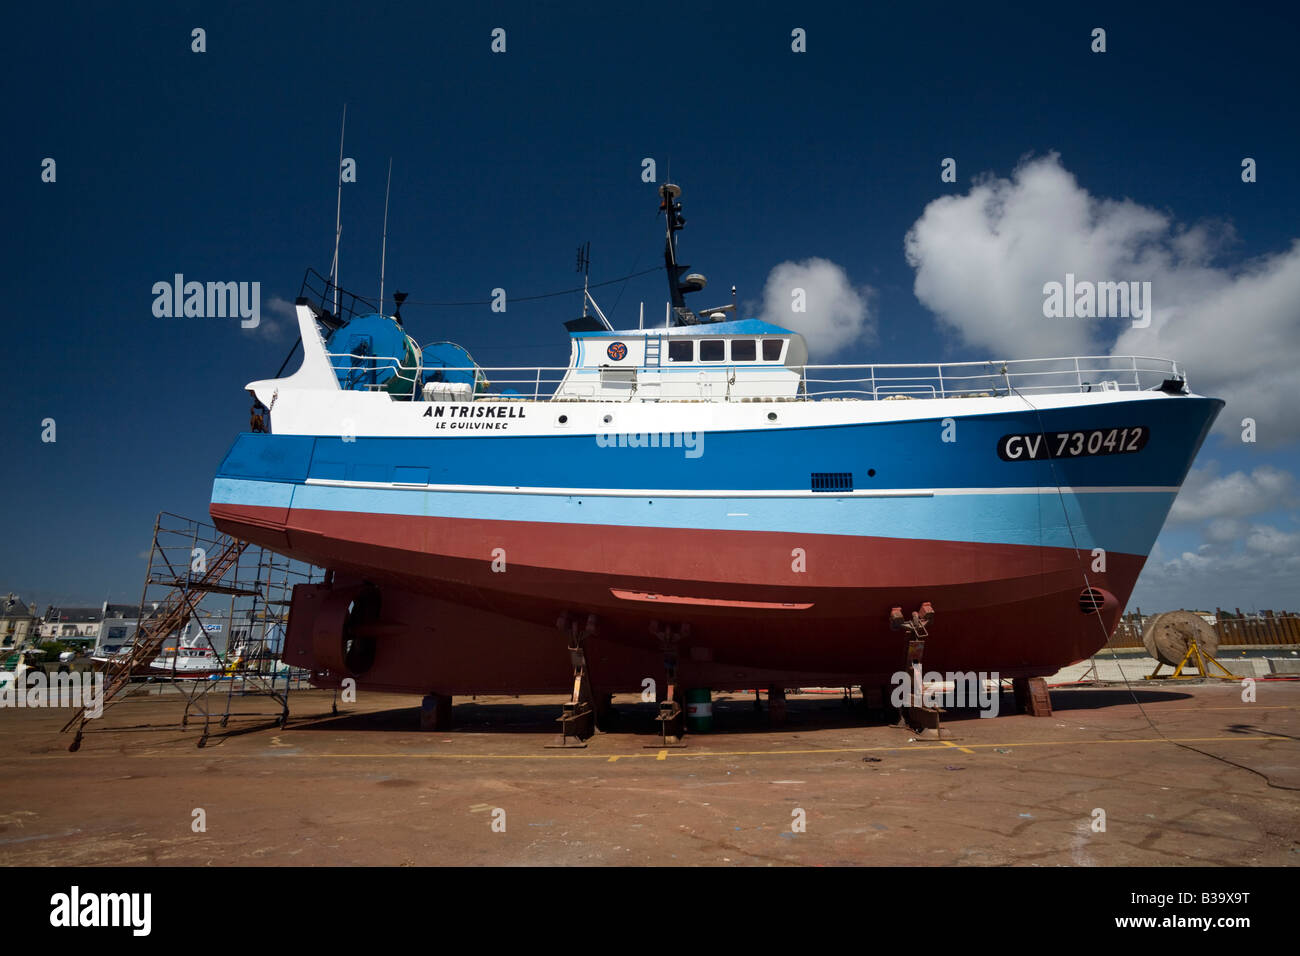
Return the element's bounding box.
[1075,356,1082,392]
[936,364,945,399]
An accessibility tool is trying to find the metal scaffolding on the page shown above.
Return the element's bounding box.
[62,512,323,750]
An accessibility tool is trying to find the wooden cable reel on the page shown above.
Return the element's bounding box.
[1141,610,1237,679]
[1141,610,1219,666]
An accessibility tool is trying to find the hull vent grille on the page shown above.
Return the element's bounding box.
[811,472,853,493]
[1078,587,1106,614]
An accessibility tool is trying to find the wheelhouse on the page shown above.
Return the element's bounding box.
[554,319,809,401]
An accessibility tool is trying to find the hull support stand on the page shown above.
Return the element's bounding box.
[889,602,947,739]
[647,621,688,748]
[548,613,598,748]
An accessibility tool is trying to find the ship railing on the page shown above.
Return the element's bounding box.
[298,268,379,328]
[799,355,1186,400]
[325,352,571,399]
[319,353,1185,401]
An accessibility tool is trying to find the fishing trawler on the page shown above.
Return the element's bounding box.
[91,641,156,678]
[149,637,223,679]
[210,184,1223,710]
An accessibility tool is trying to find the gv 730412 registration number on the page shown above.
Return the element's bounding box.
[997,426,1148,461]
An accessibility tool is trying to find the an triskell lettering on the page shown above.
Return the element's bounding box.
[422,404,527,421]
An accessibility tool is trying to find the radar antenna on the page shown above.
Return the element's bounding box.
[658,183,709,325]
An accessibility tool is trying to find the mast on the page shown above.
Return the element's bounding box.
[576,241,590,318]
[657,183,707,325]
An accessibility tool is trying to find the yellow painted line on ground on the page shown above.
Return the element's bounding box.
[942,739,975,755]
[1195,705,1297,711]
[280,734,1289,761]
[15,734,1290,764]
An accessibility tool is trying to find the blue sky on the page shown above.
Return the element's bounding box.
[3,1,1297,612]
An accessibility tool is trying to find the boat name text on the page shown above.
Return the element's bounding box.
[423,404,526,430]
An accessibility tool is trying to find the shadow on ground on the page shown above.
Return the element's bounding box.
[284,686,1195,738]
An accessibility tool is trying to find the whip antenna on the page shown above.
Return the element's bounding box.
[329,104,347,316]
[379,157,392,313]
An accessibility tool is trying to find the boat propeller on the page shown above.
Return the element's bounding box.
[311,585,384,676]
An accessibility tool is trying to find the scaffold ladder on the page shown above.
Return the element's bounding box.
[61,536,249,749]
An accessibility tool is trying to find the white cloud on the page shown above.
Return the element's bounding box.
[903,153,1300,443]
[758,257,876,358]
[1204,517,1247,544]
[251,295,297,340]
[1134,524,1300,611]
[1135,462,1299,609]
[1245,524,1300,555]
[267,295,296,318]
[1166,463,1296,524]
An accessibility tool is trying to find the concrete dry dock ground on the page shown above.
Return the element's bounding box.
[1,683,1298,866]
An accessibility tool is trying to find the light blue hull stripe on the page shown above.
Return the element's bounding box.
[212,478,1174,555]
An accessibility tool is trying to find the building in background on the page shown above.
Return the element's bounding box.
[39,605,103,648]
[1,594,36,647]
[40,601,144,653]
[97,603,141,654]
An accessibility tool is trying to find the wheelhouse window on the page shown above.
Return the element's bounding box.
[668,340,694,362]
[730,339,756,361]
[699,339,725,362]
[762,339,785,361]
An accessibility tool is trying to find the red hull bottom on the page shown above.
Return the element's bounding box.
[213,504,1141,695]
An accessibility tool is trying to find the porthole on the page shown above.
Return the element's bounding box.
[867,468,876,477]
[557,414,568,424]
[767,412,777,421]
[603,414,612,424]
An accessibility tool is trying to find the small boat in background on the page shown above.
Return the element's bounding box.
[150,640,223,679]
[91,641,156,678]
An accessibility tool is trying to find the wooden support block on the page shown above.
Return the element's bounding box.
[1012,677,1052,717]
[420,693,453,730]
[768,685,787,727]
